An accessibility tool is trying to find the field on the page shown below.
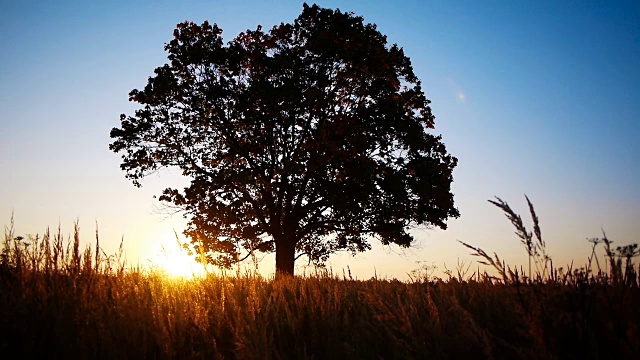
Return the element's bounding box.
[2,206,639,359]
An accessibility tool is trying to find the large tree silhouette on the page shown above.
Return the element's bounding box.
[110,4,459,276]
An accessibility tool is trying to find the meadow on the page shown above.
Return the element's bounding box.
[1,201,639,359]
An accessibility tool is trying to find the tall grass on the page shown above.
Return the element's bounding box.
[1,202,639,359]
[459,196,640,286]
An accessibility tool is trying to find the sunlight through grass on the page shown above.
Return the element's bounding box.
[1,208,639,359]
[151,235,208,278]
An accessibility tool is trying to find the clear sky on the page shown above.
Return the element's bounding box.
[1,0,639,279]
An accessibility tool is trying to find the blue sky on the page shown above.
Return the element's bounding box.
[1,1,639,278]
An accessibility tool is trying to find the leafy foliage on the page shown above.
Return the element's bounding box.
[110,4,459,275]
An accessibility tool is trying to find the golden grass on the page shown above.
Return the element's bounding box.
[2,206,639,359]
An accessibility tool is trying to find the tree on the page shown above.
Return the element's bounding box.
[109,4,459,277]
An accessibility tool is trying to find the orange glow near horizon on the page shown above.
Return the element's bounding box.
[150,234,209,278]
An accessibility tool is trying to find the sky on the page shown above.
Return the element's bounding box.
[1,0,639,279]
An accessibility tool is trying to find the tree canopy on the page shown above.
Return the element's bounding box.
[110,3,459,276]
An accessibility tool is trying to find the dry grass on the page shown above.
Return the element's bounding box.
[2,200,639,359]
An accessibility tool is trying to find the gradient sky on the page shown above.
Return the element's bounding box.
[1,0,639,279]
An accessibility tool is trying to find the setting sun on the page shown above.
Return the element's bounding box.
[151,236,208,278]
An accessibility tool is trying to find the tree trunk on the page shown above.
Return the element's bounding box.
[275,235,296,278]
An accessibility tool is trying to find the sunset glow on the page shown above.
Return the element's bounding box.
[151,236,208,278]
